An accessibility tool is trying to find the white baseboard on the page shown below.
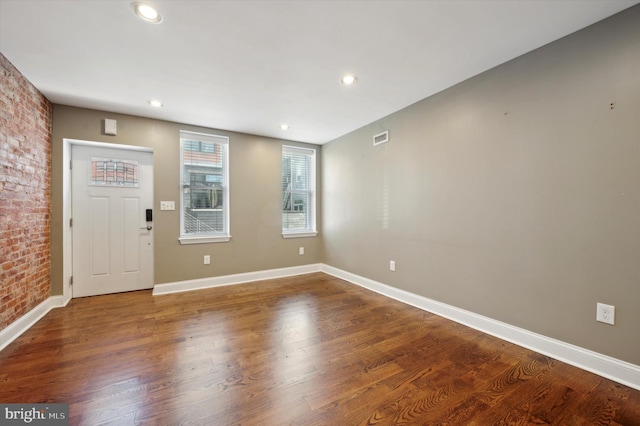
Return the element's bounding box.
[152,263,323,295]
[51,295,68,308]
[320,264,640,391]
[0,295,69,352]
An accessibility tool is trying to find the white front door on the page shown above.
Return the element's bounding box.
[71,145,154,297]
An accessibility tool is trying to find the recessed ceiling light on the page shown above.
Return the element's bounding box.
[131,2,162,24]
[149,99,163,108]
[340,74,358,86]
[280,124,290,130]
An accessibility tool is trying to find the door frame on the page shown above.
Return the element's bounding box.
[62,139,154,303]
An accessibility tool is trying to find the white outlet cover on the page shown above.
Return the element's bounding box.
[596,303,615,325]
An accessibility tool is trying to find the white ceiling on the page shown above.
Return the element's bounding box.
[1,0,637,144]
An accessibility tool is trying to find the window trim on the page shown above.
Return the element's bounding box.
[179,234,231,244]
[282,231,318,239]
[282,145,317,238]
[179,130,230,244]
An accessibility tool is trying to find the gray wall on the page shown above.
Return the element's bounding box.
[51,106,322,292]
[322,6,640,365]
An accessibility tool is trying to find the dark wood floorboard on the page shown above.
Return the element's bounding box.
[1,272,639,425]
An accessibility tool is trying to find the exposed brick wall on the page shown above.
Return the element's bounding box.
[0,52,52,331]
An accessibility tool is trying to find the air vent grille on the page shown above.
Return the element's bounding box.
[373,130,389,146]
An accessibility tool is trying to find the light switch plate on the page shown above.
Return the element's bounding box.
[160,201,175,211]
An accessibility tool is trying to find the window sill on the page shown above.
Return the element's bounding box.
[282,231,318,239]
[179,235,231,245]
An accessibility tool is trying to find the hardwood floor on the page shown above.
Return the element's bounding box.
[1,272,639,425]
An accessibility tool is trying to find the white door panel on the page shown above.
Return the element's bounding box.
[122,197,141,273]
[72,145,154,297]
[89,197,110,276]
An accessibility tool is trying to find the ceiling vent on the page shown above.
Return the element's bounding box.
[373,130,389,146]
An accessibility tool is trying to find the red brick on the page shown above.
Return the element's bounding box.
[0,53,51,330]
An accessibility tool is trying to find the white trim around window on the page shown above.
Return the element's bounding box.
[282,145,317,238]
[179,131,230,244]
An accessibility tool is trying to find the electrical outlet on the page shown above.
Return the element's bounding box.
[299,247,304,255]
[596,303,615,325]
[390,260,396,272]
[204,255,210,265]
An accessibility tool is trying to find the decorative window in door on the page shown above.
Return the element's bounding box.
[90,158,139,187]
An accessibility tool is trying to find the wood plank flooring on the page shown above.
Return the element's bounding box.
[1,272,639,425]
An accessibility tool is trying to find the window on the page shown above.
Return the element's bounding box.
[282,145,317,238]
[179,131,230,244]
[90,158,139,187]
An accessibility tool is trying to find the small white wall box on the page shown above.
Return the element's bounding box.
[104,119,117,136]
[373,130,389,146]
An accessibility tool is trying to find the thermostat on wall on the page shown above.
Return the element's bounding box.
[104,119,117,136]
